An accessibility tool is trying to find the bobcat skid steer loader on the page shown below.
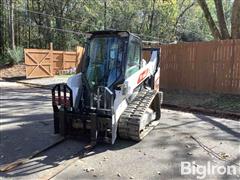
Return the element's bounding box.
[52,30,163,145]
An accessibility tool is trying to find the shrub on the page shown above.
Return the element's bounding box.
[0,54,10,67]
[7,46,24,65]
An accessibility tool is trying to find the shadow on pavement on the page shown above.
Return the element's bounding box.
[2,76,26,82]
[195,114,240,139]
[1,85,137,178]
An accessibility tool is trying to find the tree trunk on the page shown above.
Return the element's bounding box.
[10,0,15,49]
[26,0,31,47]
[214,0,230,39]
[139,12,147,33]
[149,0,156,34]
[37,0,42,48]
[0,0,4,53]
[45,16,52,44]
[231,0,240,39]
[197,0,221,40]
[104,0,107,30]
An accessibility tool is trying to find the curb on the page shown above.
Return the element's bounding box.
[162,103,240,120]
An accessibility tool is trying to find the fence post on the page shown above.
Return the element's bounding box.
[76,46,84,73]
[50,42,54,76]
[50,42,53,51]
[230,40,235,94]
[62,51,65,71]
[76,46,82,65]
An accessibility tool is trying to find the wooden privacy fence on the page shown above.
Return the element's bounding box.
[160,40,240,95]
[25,40,240,94]
[25,44,84,78]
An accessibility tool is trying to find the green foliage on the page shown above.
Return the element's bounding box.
[176,1,214,41]
[0,54,10,67]
[0,0,234,58]
[7,46,24,65]
[66,35,80,51]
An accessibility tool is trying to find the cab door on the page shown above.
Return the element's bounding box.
[125,36,142,79]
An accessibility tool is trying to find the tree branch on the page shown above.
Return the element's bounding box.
[231,0,240,38]
[174,1,195,34]
[149,0,156,34]
[197,0,222,40]
[214,0,230,39]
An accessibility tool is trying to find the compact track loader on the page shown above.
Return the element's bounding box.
[52,30,163,145]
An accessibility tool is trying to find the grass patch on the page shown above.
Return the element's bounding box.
[162,89,240,114]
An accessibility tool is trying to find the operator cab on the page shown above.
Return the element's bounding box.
[83,30,142,91]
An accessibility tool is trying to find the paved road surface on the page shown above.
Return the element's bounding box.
[0,81,239,180]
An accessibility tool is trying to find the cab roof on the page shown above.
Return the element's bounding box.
[87,30,129,35]
[86,30,140,40]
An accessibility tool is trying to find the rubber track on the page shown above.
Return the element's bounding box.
[118,89,158,141]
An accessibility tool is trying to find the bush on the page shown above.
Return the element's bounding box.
[0,53,10,67]
[7,46,24,65]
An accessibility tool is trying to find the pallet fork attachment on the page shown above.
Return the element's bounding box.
[52,84,73,135]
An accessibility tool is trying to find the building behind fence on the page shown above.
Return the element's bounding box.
[160,40,240,95]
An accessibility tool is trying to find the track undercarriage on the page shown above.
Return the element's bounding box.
[119,89,163,141]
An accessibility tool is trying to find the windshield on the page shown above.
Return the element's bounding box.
[86,36,123,89]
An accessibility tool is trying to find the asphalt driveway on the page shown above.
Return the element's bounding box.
[0,81,239,180]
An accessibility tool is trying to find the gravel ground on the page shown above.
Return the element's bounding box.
[0,64,69,88]
[0,81,239,180]
[0,65,25,79]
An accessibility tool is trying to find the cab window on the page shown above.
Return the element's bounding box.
[125,38,141,78]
